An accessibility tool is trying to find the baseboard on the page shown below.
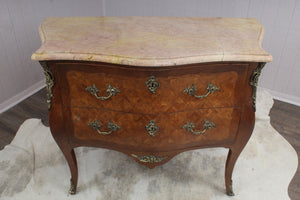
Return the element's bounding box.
[263,88,300,107]
[0,80,46,114]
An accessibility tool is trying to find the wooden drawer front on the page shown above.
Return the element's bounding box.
[69,107,240,151]
[57,62,248,114]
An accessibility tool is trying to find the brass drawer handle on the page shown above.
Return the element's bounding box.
[88,120,120,135]
[131,154,168,163]
[85,84,120,100]
[183,120,216,135]
[183,83,220,99]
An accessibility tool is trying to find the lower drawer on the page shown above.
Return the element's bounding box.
[69,107,241,151]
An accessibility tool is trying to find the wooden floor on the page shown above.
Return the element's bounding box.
[0,88,299,199]
[269,100,300,199]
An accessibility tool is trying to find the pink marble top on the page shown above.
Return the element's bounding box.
[31,17,272,66]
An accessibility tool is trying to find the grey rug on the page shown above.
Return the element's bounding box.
[0,88,298,200]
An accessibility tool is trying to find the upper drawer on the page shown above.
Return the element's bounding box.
[54,62,249,114]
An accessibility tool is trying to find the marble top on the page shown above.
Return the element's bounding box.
[31,17,272,66]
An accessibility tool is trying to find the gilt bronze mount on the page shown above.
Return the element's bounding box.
[249,63,266,111]
[131,154,168,163]
[40,61,54,110]
[145,76,160,94]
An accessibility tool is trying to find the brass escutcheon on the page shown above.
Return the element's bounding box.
[145,76,160,94]
[145,120,159,137]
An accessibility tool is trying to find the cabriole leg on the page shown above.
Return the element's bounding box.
[225,148,240,196]
[55,142,78,194]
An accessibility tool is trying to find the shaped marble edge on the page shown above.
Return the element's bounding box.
[31,17,273,66]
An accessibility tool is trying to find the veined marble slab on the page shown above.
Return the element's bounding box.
[31,17,272,66]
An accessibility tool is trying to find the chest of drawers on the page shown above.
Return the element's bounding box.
[32,17,272,196]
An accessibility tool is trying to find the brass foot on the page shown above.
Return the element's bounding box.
[226,180,235,196]
[69,178,76,195]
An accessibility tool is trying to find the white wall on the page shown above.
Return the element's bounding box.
[0,0,299,113]
[0,0,105,113]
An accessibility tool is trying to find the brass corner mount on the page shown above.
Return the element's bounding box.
[249,63,266,111]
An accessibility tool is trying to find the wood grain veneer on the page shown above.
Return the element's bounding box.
[31,16,272,197]
[2,91,298,199]
[54,61,248,114]
[43,60,259,196]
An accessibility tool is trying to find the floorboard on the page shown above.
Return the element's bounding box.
[270,100,300,199]
[0,88,299,199]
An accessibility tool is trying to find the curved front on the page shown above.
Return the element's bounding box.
[68,107,240,152]
[55,61,249,114]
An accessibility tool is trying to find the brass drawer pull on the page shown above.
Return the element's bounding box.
[85,84,120,100]
[145,120,159,137]
[88,120,120,135]
[131,154,168,163]
[183,120,216,135]
[183,83,220,99]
